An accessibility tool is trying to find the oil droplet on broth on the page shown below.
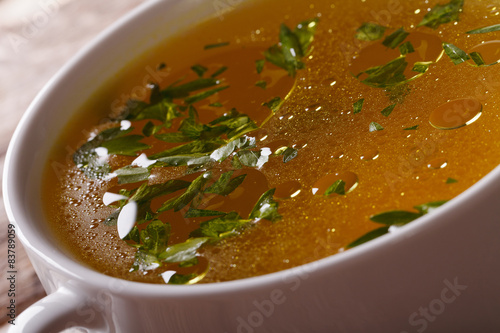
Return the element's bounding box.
[275,180,302,199]
[469,41,500,65]
[360,149,379,161]
[312,171,359,195]
[429,98,482,130]
[428,157,448,169]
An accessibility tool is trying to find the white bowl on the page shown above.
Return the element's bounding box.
[4,0,500,332]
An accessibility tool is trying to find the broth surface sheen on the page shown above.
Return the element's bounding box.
[43,0,500,284]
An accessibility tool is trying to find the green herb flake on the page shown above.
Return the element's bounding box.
[381,103,396,117]
[132,250,161,271]
[361,57,408,88]
[140,220,171,255]
[191,212,249,239]
[204,42,230,50]
[446,177,458,184]
[469,52,486,66]
[418,0,464,29]
[255,59,265,74]
[412,61,432,73]
[185,85,229,105]
[115,166,150,184]
[353,98,365,114]
[142,121,156,137]
[262,97,282,113]
[191,64,208,77]
[209,102,224,107]
[442,43,470,65]
[263,18,319,77]
[205,171,247,196]
[255,80,267,89]
[249,189,282,223]
[404,125,419,130]
[369,122,384,132]
[467,24,500,34]
[159,172,211,212]
[399,41,415,55]
[382,27,409,49]
[347,226,390,249]
[324,180,346,196]
[355,22,386,41]
[184,208,227,218]
[370,211,422,225]
[159,237,209,263]
[211,66,228,78]
[282,147,298,163]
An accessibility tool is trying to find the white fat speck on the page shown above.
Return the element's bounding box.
[95,147,109,157]
[260,147,272,156]
[311,188,319,195]
[103,192,129,206]
[120,120,132,130]
[132,153,157,168]
[161,271,177,283]
[117,201,138,239]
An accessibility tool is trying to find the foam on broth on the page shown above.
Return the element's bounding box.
[43,0,500,283]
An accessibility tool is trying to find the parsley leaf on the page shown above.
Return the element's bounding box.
[442,43,470,65]
[263,97,282,113]
[205,171,247,196]
[446,178,458,184]
[262,18,319,77]
[255,80,267,89]
[282,147,298,163]
[190,212,250,239]
[249,188,282,222]
[191,64,208,77]
[361,57,408,88]
[184,208,226,218]
[353,98,364,114]
[324,180,346,196]
[140,220,171,255]
[467,24,500,34]
[382,27,409,49]
[381,103,396,117]
[115,166,150,184]
[399,41,415,55]
[346,227,390,249]
[101,135,151,156]
[355,22,386,41]
[369,122,384,132]
[158,172,211,212]
[418,0,464,29]
[158,237,209,263]
[204,42,230,49]
[404,125,419,130]
[73,127,134,178]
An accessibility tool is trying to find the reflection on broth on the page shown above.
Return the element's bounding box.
[43,0,500,284]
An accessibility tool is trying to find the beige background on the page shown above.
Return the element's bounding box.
[0,0,144,330]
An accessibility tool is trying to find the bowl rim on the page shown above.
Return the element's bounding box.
[4,0,500,299]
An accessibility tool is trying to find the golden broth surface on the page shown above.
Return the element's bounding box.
[43,0,500,283]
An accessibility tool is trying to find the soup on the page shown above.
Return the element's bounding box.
[43,0,500,284]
